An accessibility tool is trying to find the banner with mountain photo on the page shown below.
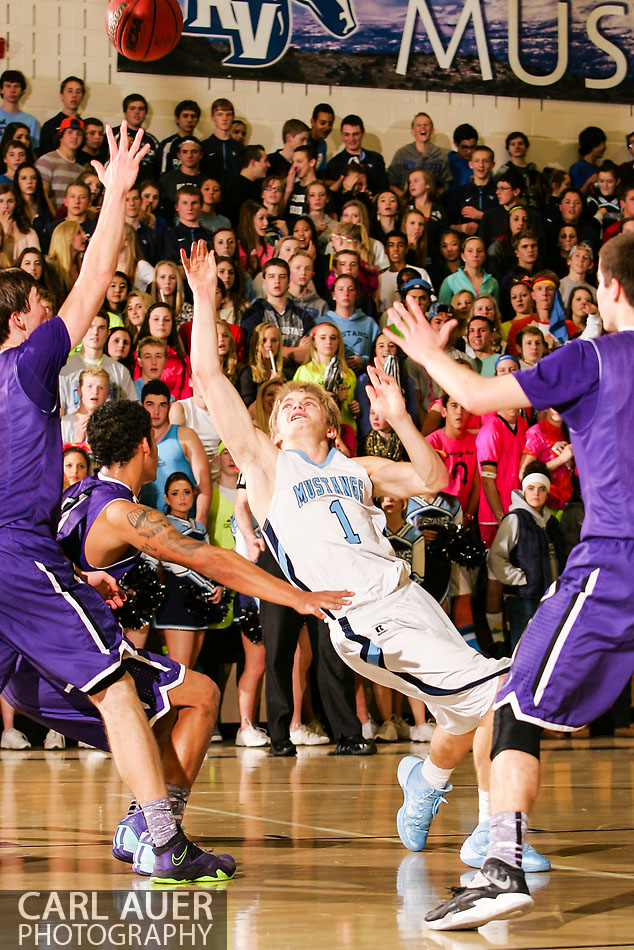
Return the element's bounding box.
[121,0,634,103]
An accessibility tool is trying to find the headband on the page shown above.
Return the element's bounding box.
[522,472,551,492]
[495,353,520,369]
[462,235,483,250]
[311,320,338,337]
[532,277,557,289]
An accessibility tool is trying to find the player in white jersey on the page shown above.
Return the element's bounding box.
[180,241,549,867]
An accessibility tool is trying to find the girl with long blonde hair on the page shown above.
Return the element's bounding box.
[340,200,387,269]
[294,321,359,453]
[237,322,283,408]
[117,223,155,290]
[253,376,284,435]
[149,259,189,323]
[46,220,86,298]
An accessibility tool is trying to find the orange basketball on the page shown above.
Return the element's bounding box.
[106,0,183,62]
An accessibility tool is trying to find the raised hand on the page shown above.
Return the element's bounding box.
[384,298,457,368]
[181,240,217,297]
[365,360,407,423]
[294,588,353,619]
[91,121,150,195]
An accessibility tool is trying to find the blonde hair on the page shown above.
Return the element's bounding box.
[217,318,239,383]
[333,218,371,266]
[125,290,153,341]
[341,199,370,233]
[253,376,285,435]
[151,259,185,316]
[78,366,110,386]
[407,167,437,201]
[273,236,300,260]
[118,224,143,284]
[47,221,83,295]
[249,322,284,384]
[269,381,341,446]
[304,321,348,370]
[137,334,167,355]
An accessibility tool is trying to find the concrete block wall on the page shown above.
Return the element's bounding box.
[3,1,633,170]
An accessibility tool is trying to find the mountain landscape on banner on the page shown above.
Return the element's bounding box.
[120,0,634,102]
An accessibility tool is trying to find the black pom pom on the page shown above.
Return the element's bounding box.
[234,593,263,644]
[115,562,166,629]
[410,518,487,568]
[180,580,232,626]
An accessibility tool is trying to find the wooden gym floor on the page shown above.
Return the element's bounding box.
[1,735,634,949]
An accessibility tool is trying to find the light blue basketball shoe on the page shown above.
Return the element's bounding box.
[460,820,551,872]
[396,755,452,851]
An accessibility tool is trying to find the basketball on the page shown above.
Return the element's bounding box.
[106,0,183,62]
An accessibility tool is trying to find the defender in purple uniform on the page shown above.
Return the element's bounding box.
[385,232,634,928]
[4,398,347,875]
[0,127,347,885]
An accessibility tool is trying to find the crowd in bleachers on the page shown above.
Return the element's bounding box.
[1,67,633,752]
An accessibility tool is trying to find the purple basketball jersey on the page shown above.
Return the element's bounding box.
[58,474,140,578]
[517,333,634,539]
[0,316,70,536]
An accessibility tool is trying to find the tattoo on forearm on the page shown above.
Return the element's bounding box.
[126,506,203,560]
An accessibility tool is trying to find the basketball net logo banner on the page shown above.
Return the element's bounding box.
[123,0,634,103]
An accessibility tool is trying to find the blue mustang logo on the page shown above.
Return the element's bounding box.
[182,0,357,67]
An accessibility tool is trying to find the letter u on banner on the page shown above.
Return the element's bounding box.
[508,0,568,86]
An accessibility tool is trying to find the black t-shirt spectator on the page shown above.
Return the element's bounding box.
[448,180,498,226]
[240,298,314,352]
[267,150,292,179]
[113,126,159,179]
[286,185,308,221]
[222,175,262,228]
[325,150,389,196]
[201,134,243,187]
[161,221,214,264]
[159,170,207,215]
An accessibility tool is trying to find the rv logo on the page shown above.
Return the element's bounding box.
[182,0,357,66]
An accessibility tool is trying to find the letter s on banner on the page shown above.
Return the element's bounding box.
[585,4,628,89]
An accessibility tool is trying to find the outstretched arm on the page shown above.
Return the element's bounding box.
[103,501,351,620]
[384,299,531,416]
[356,363,448,497]
[181,242,277,481]
[59,123,150,349]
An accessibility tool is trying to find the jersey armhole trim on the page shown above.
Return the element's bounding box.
[81,497,136,572]
[568,339,601,435]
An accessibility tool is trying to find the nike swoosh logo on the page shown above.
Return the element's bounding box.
[492,874,513,891]
[172,845,188,866]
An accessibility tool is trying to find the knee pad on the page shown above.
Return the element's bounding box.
[491,703,541,761]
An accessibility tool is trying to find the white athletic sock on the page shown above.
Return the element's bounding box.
[422,756,453,790]
[478,789,490,825]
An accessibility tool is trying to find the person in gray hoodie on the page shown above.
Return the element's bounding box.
[287,249,328,322]
[487,461,566,651]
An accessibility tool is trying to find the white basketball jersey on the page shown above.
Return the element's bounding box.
[263,448,409,614]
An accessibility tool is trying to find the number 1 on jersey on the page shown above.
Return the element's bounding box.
[330,499,361,544]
